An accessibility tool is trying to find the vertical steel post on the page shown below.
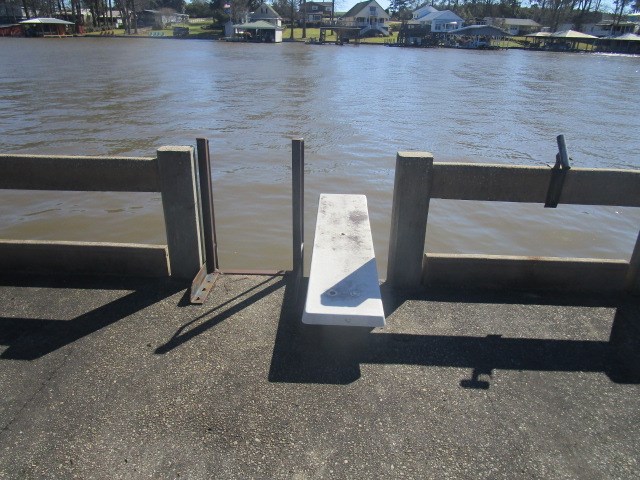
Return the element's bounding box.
[292,138,304,281]
[189,139,220,304]
[196,138,219,274]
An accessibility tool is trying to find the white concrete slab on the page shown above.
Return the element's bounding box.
[302,194,385,327]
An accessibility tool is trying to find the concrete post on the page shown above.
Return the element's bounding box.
[157,146,203,280]
[386,151,434,289]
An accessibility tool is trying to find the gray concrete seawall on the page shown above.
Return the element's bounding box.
[0,148,203,280]
[2,145,640,295]
[386,151,640,293]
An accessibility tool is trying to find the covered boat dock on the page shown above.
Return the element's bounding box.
[447,25,512,49]
[525,29,598,51]
[19,18,75,37]
[595,33,640,54]
[229,20,283,43]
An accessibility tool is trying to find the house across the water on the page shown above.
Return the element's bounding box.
[397,5,464,46]
[226,2,283,43]
[338,0,390,37]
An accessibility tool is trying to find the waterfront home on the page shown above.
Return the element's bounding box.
[249,2,283,28]
[588,20,638,37]
[226,3,283,42]
[74,8,124,28]
[412,4,438,20]
[339,0,390,37]
[412,9,464,33]
[301,2,333,25]
[398,6,464,45]
[557,16,639,38]
[483,17,541,36]
[138,9,188,29]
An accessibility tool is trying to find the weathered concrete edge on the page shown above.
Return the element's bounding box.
[421,253,629,293]
[0,240,170,277]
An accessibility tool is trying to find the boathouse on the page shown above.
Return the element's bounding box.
[595,33,640,54]
[19,18,75,37]
[227,3,283,42]
[448,24,511,48]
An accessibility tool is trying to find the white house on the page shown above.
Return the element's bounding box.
[412,7,463,32]
[250,2,282,28]
[412,4,438,20]
[301,2,333,25]
[340,0,390,36]
[226,3,283,42]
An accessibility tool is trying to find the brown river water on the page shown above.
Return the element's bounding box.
[1,38,639,276]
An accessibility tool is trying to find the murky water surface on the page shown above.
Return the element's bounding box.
[1,38,639,275]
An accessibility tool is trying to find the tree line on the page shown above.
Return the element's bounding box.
[390,0,639,31]
[6,0,638,33]
[7,0,185,31]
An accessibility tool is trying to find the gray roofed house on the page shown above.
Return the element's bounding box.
[483,17,541,35]
[339,0,390,36]
[414,9,464,33]
[226,2,283,42]
[250,2,282,27]
[412,3,438,19]
[301,1,333,25]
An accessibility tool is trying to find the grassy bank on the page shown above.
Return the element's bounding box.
[84,23,222,39]
[282,27,398,44]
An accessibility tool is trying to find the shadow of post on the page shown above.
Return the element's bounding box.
[0,275,185,360]
[268,276,370,384]
[269,280,640,386]
[607,299,640,383]
[155,274,286,354]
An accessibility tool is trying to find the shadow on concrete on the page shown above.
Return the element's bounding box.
[269,279,640,386]
[320,258,380,307]
[155,274,286,354]
[0,274,184,361]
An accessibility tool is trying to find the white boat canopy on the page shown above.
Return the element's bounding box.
[20,18,75,25]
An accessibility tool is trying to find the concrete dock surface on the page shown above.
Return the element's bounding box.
[0,272,638,479]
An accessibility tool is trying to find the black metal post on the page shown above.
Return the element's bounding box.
[196,138,219,274]
[292,138,304,281]
[544,134,571,208]
[190,138,220,304]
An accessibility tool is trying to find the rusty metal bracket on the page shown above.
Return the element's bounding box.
[544,134,572,208]
[190,265,220,304]
[190,138,220,304]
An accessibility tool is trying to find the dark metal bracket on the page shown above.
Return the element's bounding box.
[544,135,572,208]
[190,138,220,304]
